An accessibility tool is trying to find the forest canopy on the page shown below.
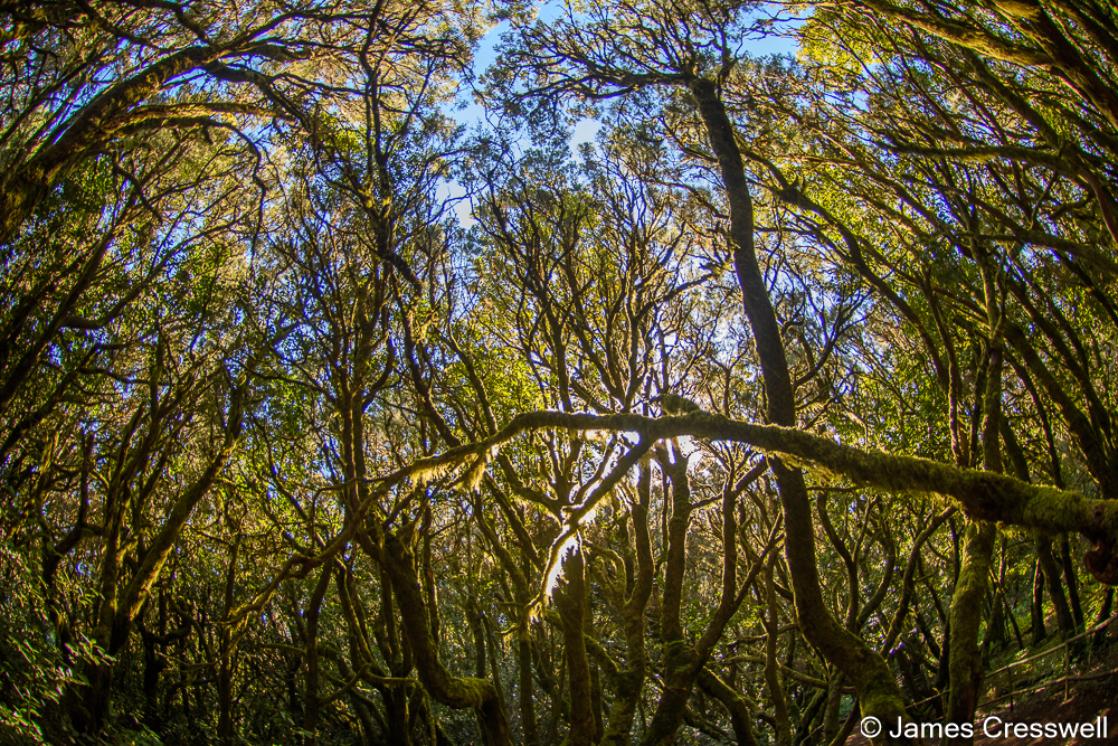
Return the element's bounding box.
[2,0,1117,743]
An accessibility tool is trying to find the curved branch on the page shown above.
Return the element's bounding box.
[392,409,1118,582]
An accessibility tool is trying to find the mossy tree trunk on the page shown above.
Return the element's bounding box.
[554,549,596,746]
[947,266,1004,740]
[946,518,996,733]
[601,455,654,745]
[687,76,908,737]
[301,565,333,745]
[379,531,512,746]
[640,447,697,745]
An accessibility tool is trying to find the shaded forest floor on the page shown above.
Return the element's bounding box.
[970,626,1118,746]
[846,629,1118,745]
[973,666,1118,744]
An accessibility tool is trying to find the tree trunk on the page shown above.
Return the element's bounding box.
[555,550,595,746]
[378,530,512,746]
[687,76,907,734]
[303,565,333,744]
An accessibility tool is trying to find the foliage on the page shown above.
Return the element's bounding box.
[2,0,1117,743]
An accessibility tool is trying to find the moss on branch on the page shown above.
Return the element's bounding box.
[403,410,1118,583]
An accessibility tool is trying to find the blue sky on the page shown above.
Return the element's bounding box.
[448,1,799,135]
[439,1,801,225]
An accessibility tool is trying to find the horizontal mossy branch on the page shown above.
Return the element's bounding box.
[395,410,1118,583]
